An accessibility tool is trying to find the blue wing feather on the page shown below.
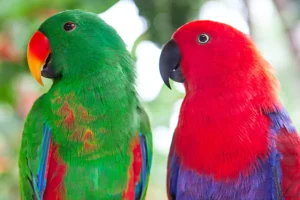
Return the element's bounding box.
[268,108,297,133]
[267,107,299,199]
[140,133,147,190]
[135,133,148,200]
[167,140,180,200]
[35,124,52,200]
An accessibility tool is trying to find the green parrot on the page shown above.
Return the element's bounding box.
[19,10,152,200]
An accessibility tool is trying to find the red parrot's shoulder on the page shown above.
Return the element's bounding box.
[173,101,271,179]
[268,108,300,199]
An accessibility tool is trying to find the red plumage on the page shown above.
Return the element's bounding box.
[44,144,67,200]
[163,20,300,199]
[172,21,279,179]
[122,136,143,199]
[277,129,300,199]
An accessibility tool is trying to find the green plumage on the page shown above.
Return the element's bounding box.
[19,10,152,200]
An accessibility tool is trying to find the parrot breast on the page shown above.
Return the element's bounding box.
[174,91,271,180]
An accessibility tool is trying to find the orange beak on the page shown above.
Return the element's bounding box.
[27,31,51,86]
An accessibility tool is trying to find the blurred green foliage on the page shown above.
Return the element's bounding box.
[133,0,203,45]
[0,0,118,23]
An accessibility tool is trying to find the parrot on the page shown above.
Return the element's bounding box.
[19,10,152,200]
[159,20,300,199]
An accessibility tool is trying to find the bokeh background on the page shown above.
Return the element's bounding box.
[0,0,300,199]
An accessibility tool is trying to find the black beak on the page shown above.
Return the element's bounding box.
[159,39,184,89]
[41,54,61,79]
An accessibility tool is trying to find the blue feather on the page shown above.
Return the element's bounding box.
[31,177,40,200]
[36,124,52,200]
[168,150,180,199]
[135,133,148,200]
[268,108,297,133]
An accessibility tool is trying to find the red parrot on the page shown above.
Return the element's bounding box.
[159,20,300,199]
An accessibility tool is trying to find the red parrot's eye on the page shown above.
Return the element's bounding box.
[63,22,76,32]
[198,34,210,44]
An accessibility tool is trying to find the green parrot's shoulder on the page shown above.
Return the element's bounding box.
[136,103,152,199]
[24,94,46,126]
[137,104,150,132]
[29,94,46,112]
[19,95,47,200]
[136,103,152,152]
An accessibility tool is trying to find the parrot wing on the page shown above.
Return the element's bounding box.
[19,97,47,199]
[167,107,300,200]
[267,108,300,199]
[19,97,65,200]
[167,136,180,200]
[135,105,153,200]
[19,97,46,200]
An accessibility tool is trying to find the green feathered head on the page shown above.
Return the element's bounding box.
[27,9,134,85]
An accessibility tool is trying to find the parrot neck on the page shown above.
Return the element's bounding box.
[175,74,278,180]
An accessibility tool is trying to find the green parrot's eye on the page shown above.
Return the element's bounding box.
[198,34,210,44]
[63,22,76,32]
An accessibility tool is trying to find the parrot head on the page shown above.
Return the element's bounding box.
[27,10,129,85]
[159,20,273,91]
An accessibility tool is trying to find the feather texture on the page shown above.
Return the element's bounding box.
[37,125,52,199]
[167,107,300,200]
[164,20,299,200]
[135,134,149,199]
[19,10,152,200]
[268,109,300,199]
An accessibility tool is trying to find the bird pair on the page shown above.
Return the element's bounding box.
[20,10,299,200]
